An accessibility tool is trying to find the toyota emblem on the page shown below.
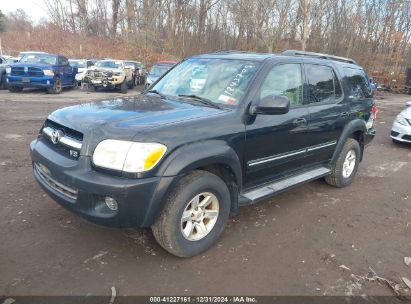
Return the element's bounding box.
[51,130,64,145]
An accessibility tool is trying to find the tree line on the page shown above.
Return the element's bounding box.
[1,0,411,82]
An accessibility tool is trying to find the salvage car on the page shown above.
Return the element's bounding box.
[391,101,411,144]
[144,60,178,89]
[7,53,78,94]
[30,51,376,257]
[69,59,94,85]
[84,59,134,93]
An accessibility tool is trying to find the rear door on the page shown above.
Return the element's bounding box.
[58,56,73,85]
[244,62,311,189]
[303,63,349,164]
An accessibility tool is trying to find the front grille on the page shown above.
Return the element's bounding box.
[11,67,44,77]
[402,135,411,141]
[35,163,78,200]
[11,67,25,76]
[28,67,44,77]
[44,119,83,141]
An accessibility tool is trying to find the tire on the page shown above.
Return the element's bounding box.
[152,170,231,257]
[127,79,134,89]
[88,84,96,92]
[8,86,23,93]
[120,81,128,94]
[0,74,7,89]
[325,138,361,188]
[47,77,63,94]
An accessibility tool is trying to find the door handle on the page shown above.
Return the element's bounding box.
[293,117,307,127]
[340,111,349,118]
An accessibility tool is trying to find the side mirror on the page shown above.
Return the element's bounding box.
[250,95,290,115]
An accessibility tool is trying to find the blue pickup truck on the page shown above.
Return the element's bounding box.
[6,53,78,94]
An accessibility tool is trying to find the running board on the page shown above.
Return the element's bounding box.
[240,167,331,205]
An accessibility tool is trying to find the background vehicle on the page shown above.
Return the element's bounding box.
[6,53,78,94]
[30,51,375,257]
[69,59,94,85]
[124,60,146,86]
[84,59,133,93]
[0,56,9,89]
[144,60,178,89]
[17,51,48,60]
[391,101,411,143]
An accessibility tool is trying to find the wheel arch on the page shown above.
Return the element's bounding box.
[332,119,367,165]
[144,141,243,226]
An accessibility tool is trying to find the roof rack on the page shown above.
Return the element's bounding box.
[282,50,357,65]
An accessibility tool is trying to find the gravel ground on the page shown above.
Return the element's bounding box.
[0,87,410,297]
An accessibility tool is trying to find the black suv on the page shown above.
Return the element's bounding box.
[30,50,376,257]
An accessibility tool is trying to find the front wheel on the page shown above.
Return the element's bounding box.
[8,86,23,93]
[120,81,128,94]
[152,171,230,257]
[47,77,63,94]
[0,74,7,89]
[325,138,361,188]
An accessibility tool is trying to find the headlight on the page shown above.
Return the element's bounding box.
[92,140,167,173]
[5,67,11,74]
[43,69,54,76]
[396,114,410,126]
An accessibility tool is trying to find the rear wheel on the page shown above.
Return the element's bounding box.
[152,171,230,257]
[325,138,361,188]
[47,77,63,94]
[8,86,23,93]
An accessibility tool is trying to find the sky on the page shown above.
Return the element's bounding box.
[0,0,48,22]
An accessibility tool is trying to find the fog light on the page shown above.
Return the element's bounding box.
[6,78,9,83]
[105,196,118,211]
[47,80,50,85]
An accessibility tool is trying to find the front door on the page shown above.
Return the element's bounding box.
[244,62,311,189]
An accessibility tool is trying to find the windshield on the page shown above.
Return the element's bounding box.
[20,54,57,65]
[95,60,121,68]
[149,64,173,77]
[151,58,260,106]
[69,60,86,68]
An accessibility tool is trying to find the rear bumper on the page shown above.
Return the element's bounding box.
[7,75,54,88]
[365,127,376,145]
[30,138,176,227]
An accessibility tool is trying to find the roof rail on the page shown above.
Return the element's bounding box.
[282,50,357,65]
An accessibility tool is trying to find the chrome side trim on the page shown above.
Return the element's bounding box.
[248,140,337,167]
[34,163,78,200]
[42,126,82,150]
[248,150,305,167]
[306,140,337,152]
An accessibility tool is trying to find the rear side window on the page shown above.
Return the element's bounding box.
[59,57,69,65]
[305,64,337,104]
[343,68,372,98]
[259,64,303,106]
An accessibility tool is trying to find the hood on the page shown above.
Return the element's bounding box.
[401,106,411,119]
[48,94,226,140]
[89,66,122,73]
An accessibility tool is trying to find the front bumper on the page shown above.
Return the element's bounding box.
[7,75,54,88]
[88,76,125,87]
[391,121,411,143]
[30,138,176,227]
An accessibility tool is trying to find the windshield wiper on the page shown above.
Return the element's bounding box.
[147,90,166,99]
[178,94,222,109]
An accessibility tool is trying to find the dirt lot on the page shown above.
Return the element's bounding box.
[0,87,410,297]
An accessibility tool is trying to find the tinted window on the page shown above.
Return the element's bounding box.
[306,64,336,104]
[344,68,372,98]
[260,64,302,106]
[59,57,69,65]
[334,71,342,99]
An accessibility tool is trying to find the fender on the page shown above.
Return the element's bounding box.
[141,140,243,226]
[331,119,367,164]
